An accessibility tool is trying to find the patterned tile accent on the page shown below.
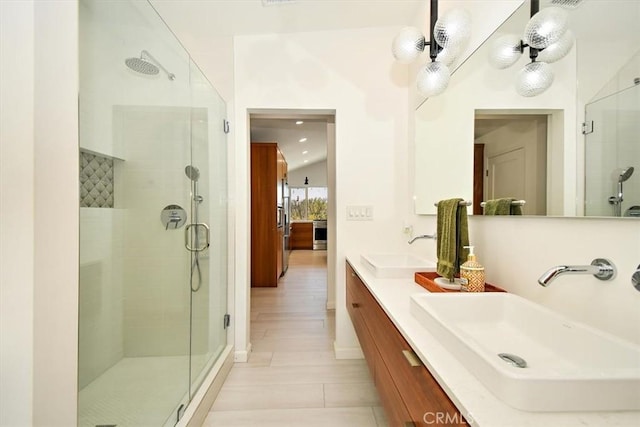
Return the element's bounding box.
[80,151,114,208]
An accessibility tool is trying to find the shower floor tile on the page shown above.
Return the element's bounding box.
[78,354,208,427]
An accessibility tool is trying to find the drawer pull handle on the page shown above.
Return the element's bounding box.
[402,350,421,367]
[351,303,360,308]
[351,272,356,277]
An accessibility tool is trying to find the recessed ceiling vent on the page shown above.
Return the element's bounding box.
[262,0,297,6]
[549,0,584,8]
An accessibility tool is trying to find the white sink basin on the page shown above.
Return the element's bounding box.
[360,253,436,278]
[410,292,640,412]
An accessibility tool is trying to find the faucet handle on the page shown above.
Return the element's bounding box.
[632,265,640,292]
[591,258,616,281]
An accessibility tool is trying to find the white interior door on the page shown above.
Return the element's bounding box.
[487,148,526,202]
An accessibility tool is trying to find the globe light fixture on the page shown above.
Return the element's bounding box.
[488,0,574,97]
[416,61,451,97]
[391,0,471,98]
[515,61,554,97]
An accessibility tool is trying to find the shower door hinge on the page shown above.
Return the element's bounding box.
[582,121,594,135]
[177,404,186,422]
[223,119,230,134]
[224,313,231,329]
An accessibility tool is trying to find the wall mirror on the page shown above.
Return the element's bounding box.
[414,0,640,218]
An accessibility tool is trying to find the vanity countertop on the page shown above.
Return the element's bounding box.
[346,254,640,427]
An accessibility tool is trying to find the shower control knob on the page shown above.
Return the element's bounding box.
[161,205,186,230]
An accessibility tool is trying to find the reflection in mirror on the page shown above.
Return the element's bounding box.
[473,113,547,215]
[584,51,640,217]
[414,0,640,218]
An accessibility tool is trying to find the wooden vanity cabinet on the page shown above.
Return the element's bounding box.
[346,262,467,427]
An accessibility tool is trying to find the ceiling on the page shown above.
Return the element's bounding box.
[150,0,425,38]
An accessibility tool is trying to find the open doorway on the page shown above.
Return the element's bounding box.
[248,110,336,309]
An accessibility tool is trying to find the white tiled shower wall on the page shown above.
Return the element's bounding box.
[79,208,124,388]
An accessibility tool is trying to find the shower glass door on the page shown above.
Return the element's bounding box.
[584,83,640,216]
[187,59,228,398]
[78,1,228,426]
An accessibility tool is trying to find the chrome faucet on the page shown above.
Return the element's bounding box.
[538,258,616,286]
[408,233,437,244]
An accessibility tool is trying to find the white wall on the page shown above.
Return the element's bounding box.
[32,2,80,424]
[289,160,328,187]
[1,1,84,425]
[1,2,35,425]
[233,26,412,357]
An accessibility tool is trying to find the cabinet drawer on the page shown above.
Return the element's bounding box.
[362,287,466,426]
[346,269,376,377]
[375,351,414,427]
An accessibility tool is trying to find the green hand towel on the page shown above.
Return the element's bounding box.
[436,198,470,281]
[484,198,523,215]
[510,201,523,215]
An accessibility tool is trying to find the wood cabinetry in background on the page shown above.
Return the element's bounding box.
[290,222,313,250]
[346,262,467,426]
[251,143,287,287]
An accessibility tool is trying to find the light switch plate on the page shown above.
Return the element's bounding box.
[347,205,373,221]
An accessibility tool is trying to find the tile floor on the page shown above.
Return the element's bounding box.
[203,250,388,426]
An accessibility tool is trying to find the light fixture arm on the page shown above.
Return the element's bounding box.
[429,0,441,61]
[528,0,540,62]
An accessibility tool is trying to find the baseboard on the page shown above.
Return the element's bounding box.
[233,342,252,363]
[177,345,234,427]
[334,341,364,359]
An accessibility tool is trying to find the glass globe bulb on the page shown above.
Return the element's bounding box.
[436,46,459,67]
[537,30,574,63]
[391,26,426,63]
[416,61,451,97]
[515,62,554,97]
[523,6,568,49]
[434,8,471,51]
[488,34,523,69]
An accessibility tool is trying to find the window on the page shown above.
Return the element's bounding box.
[290,186,328,220]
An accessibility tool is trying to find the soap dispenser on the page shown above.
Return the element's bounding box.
[460,246,485,292]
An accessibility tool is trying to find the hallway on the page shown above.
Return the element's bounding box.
[203,250,388,426]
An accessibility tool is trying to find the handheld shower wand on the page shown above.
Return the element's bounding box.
[609,166,634,216]
[185,165,204,292]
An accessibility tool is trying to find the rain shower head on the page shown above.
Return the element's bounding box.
[125,50,175,80]
[125,56,159,76]
[619,167,635,183]
[185,165,200,182]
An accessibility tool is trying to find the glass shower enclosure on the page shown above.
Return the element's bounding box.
[78,1,228,425]
[584,58,640,217]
